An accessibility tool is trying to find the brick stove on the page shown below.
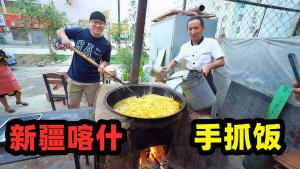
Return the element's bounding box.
[94,84,227,169]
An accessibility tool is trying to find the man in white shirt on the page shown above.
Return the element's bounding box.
[163,16,225,94]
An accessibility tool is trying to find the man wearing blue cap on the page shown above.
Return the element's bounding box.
[57,11,111,108]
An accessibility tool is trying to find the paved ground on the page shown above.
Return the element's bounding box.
[0,64,95,169]
[1,44,73,55]
[0,63,120,115]
[0,65,73,115]
[1,44,117,56]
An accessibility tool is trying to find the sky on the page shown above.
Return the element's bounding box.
[147,0,178,21]
[111,0,178,25]
[109,0,179,46]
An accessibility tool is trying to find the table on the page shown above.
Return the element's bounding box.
[0,107,93,166]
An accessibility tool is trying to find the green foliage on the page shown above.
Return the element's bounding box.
[14,0,68,54]
[107,29,122,45]
[109,55,122,64]
[139,51,149,82]
[118,48,133,81]
[115,48,149,82]
[40,5,68,39]
[51,54,68,62]
[6,7,21,14]
[122,69,129,81]
[13,0,40,17]
[128,0,137,46]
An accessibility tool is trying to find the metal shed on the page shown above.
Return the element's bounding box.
[149,12,218,68]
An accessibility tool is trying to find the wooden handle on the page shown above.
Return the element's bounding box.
[70,46,115,77]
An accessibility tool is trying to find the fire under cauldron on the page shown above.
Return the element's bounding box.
[104,84,186,150]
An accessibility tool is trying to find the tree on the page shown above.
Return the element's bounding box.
[108,27,122,48]
[128,0,137,47]
[14,0,68,55]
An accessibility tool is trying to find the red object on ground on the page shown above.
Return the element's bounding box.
[0,66,21,95]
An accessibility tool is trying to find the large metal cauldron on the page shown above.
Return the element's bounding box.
[104,84,186,120]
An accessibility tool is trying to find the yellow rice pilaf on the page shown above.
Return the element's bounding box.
[114,94,180,118]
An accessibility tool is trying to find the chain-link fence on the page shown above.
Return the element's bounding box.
[177,0,300,38]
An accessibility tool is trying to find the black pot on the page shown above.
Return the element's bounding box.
[104,84,186,120]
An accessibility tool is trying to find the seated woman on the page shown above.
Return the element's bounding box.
[0,49,28,113]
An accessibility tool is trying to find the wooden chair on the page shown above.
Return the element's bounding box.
[43,73,90,169]
[43,73,69,111]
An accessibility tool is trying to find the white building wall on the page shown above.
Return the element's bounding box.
[183,0,300,38]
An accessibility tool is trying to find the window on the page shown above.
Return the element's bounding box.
[11,28,29,41]
[236,27,240,33]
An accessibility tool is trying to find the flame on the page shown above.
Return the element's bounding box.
[139,145,167,168]
[150,147,155,158]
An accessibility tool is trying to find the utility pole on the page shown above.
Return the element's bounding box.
[117,0,121,48]
[131,0,147,84]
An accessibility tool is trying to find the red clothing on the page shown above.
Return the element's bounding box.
[0,66,21,95]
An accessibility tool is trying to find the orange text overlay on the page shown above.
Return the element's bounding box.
[190,118,286,155]
[5,120,127,155]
